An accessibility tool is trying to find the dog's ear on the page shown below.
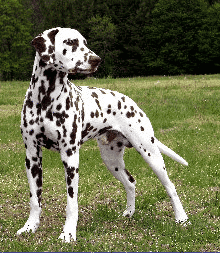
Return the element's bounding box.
[32,29,59,64]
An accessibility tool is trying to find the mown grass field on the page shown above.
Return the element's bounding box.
[0,75,220,251]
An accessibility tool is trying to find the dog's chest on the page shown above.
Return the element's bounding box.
[21,81,82,143]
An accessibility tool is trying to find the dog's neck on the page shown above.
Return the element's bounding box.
[31,53,69,91]
[28,53,75,107]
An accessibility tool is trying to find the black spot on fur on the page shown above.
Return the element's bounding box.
[32,157,38,162]
[37,189,42,198]
[47,29,59,44]
[74,96,80,111]
[25,157,30,169]
[32,36,46,54]
[95,110,99,118]
[46,108,53,121]
[31,164,41,178]
[70,115,77,144]
[36,189,42,205]
[95,99,101,110]
[41,68,57,110]
[53,111,69,125]
[65,167,75,186]
[68,187,74,198]
[48,45,55,54]
[66,149,73,157]
[29,129,34,135]
[39,59,47,68]
[59,71,66,84]
[91,92,98,98]
[117,142,123,147]
[66,97,70,110]
[97,126,112,136]
[26,91,33,109]
[57,130,61,140]
[29,119,34,125]
[56,104,62,111]
[100,89,106,94]
[41,55,50,62]
[31,75,38,89]
[124,169,135,183]
[82,123,94,139]
[63,39,79,52]
[118,101,121,110]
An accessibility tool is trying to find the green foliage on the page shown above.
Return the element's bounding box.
[1,0,220,80]
[144,0,217,75]
[203,2,220,71]
[87,15,117,77]
[0,0,33,80]
[38,0,95,34]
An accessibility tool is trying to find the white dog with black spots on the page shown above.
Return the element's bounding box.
[17,27,189,242]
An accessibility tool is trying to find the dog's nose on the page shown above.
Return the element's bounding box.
[88,55,101,66]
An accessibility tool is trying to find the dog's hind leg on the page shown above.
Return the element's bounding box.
[131,135,188,223]
[96,132,136,217]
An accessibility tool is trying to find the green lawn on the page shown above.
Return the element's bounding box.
[0,75,220,251]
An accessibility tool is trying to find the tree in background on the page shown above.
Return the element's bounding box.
[1,0,220,80]
[144,0,213,75]
[0,0,33,80]
[198,2,220,73]
[87,15,117,77]
[38,0,95,35]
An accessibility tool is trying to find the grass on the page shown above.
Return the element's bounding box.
[0,75,220,251]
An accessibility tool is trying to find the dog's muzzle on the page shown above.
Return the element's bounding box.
[88,55,101,68]
[69,55,101,74]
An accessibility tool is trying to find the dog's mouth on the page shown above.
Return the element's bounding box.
[68,55,101,75]
[68,68,98,75]
[88,55,101,68]
[69,55,101,75]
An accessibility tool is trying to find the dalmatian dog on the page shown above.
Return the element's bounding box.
[17,27,189,242]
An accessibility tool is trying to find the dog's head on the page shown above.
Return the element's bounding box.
[32,27,101,74]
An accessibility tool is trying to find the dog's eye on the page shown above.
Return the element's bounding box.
[63,39,79,47]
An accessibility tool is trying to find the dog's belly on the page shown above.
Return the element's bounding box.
[37,134,59,151]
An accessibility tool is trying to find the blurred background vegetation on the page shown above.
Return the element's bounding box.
[0,0,220,80]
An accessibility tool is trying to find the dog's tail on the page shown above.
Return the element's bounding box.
[156,139,188,166]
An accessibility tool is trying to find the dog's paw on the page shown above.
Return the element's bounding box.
[176,217,191,226]
[17,219,39,235]
[59,231,76,242]
[122,207,135,218]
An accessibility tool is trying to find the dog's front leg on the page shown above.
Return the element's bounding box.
[17,146,43,235]
[59,150,79,242]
